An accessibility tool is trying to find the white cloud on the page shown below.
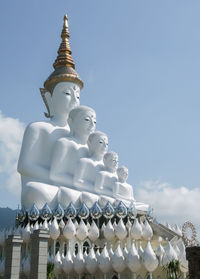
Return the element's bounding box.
[135,179,200,227]
[0,111,25,206]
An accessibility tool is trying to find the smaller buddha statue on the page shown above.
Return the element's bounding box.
[73,131,108,191]
[49,105,96,207]
[50,105,96,186]
[95,151,118,196]
[114,166,135,203]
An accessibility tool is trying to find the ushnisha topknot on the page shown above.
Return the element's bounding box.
[44,14,83,94]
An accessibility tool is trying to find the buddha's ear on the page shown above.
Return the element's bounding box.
[40,88,54,118]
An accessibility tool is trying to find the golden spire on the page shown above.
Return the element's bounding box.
[44,14,83,93]
[53,15,75,69]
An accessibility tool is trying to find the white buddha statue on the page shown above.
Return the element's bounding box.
[50,105,96,187]
[95,151,118,196]
[18,15,84,210]
[49,106,96,207]
[18,14,150,212]
[114,166,135,204]
[73,131,108,191]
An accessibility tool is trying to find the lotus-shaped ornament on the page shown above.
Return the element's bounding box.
[86,246,98,274]
[115,218,127,240]
[104,220,115,241]
[62,248,73,275]
[103,202,115,219]
[74,248,85,275]
[116,201,127,219]
[17,206,27,223]
[64,202,77,219]
[112,243,126,273]
[76,219,88,241]
[90,202,102,219]
[53,204,64,220]
[63,218,76,240]
[88,220,99,242]
[127,241,141,272]
[142,241,158,272]
[28,204,39,221]
[40,203,52,220]
[128,201,137,219]
[78,202,89,219]
[98,245,111,274]
[162,241,178,266]
[49,217,60,240]
[130,218,142,240]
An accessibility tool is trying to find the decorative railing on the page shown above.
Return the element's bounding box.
[0,201,188,279]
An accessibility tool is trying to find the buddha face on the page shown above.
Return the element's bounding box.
[117,166,128,183]
[69,106,96,137]
[88,132,108,157]
[104,152,118,172]
[51,81,80,116]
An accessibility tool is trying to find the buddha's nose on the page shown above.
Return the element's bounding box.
[72,92,79,103]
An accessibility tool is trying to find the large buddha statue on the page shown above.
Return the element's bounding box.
[18,14,150,213]
[18,15,83,210]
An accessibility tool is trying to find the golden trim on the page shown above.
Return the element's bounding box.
[44,74,83,92]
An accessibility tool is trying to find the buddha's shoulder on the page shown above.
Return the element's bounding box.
[98,170,110,175]
[79,157,94,164]
[25,121,54,132]
[55,136,76,146]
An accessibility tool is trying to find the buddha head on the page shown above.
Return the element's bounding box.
[40,15,83,122]
[87,131,108,159]
[103,151,118,173]
[68,106,96,142]
[41,82,80,119]
[117,166,128,183]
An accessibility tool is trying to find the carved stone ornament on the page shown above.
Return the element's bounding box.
[182,221,197,246]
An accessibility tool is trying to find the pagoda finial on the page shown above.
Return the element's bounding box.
[64,14,68,28]
[44,14,83,93]
[53,14,75,69]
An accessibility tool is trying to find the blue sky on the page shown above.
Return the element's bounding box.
[1,0,200,226]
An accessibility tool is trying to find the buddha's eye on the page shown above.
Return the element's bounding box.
[99,141,103,144]
[94,120,96,124]
[85,117,90,121]
[65,92,71,95]
[77,96,80,99]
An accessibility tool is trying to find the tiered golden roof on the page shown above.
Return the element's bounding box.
[44,15,83,93]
